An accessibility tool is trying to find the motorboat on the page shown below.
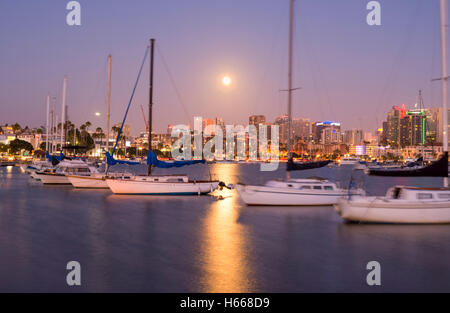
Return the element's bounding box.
[236,178,365,206]
[339,157,361,166]
[335,186,450,224]
[34,159,98,185]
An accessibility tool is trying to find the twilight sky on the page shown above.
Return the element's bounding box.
[0,0,446,135]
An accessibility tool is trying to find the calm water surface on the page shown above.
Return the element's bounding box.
[0,163,449,292]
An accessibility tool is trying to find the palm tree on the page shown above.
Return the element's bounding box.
[79,124,87,144]
[94,127,105,145]
[85,121,92,133]
[111,125,120,141]
[12,123,21,134]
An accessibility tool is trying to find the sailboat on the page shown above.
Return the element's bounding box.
[67,55,114,189]
[334,0,450,224]
[236,0,363,206]
[105,39,220,195]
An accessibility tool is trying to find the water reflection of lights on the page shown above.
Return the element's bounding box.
[199,164,255,292]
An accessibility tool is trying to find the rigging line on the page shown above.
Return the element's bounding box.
[156,45,191,123]
[86,57,108,120]
[375,0,422,124]
[111,45,150,156]
[256,3,285,113]
[429,7,440,107]
[296,7,325,122]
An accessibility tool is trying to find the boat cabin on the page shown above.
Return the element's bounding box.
[130,175,190,183]
[266,178,337,191]
[387,186,450,202]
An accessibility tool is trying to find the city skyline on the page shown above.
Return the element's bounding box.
[0,0,447,136]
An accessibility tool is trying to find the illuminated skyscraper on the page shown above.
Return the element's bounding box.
[386,106,402,147]
[312,121,341,144]
[275,115,289,145]
[249,115,266,126]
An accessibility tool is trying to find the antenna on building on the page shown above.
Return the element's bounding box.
[418,89,424,110]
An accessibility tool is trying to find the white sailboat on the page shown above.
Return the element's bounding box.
[66,172,108,188]
[236,0,363,206]
[105,39,220,195]
[107,175,219,195]
[334,0,450,224]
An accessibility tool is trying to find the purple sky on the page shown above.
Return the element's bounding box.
[0,0,446,135]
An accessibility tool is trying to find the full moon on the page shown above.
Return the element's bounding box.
[222,76,232,86]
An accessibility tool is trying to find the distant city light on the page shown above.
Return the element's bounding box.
[355,145,366,155]
[316,121,340,126]
[95,112,101,116]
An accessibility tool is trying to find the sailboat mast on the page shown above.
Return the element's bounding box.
[45,94,50,152]
[148,38,155,176]
[60,76,67,151]
[51,97,55,153]
[440,0,448,187]
[287,0,295,180]
[55,115,59,151]
[106,54,112,160]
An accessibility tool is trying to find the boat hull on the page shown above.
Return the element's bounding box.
[236,184,355,206]
[106,179,219,195]
[335,197,450,224]
[29,170,41,180]
[67,175,109,189]
[34,173,71,185]
[368,152,448,177]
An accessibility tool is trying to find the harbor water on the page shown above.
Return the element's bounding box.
[0,163,449,292]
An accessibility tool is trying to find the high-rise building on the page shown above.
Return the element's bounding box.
[425,108,440,144]
[386,106,402,147]
[382,105,445,147]
[249,115,266,126]
[344,129,364,146]
[321,127,342,144]
[312,121,341,144]
[193,117,203,135]
[399,115,412,147]
[292,118,311,141]
[275,115,289,145]
[407,110,426,146]
[394,109,425,147]
[432,107,450,144]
